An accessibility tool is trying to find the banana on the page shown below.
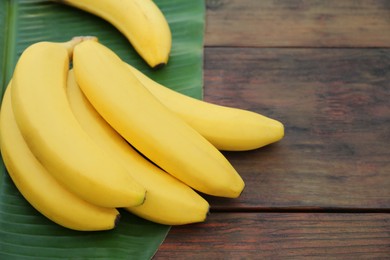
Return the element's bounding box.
[128,65,285,151]
[0,84,120,231]
[67,70,209,225]
[73,40,245,198]
[10,38,146,208]
[55,0,171,68]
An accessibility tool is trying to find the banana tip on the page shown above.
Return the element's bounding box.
[114,213,121,228]
[152,63,166,70]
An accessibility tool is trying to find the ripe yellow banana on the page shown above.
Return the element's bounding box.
[73,40,245,198]
[0,84,120,231]
[10,38,146,208]
[55,0,171,68]
[128,65,285,151]
[67,70,209,225]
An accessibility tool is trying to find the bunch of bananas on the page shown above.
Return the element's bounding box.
[0,1,284,231]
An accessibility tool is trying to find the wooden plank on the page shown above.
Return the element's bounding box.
[200,47,390,210]
[205,0,390,47]
[154,212,390,259]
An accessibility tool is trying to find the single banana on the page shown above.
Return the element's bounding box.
[10,38,146,208]
[128,65,285,151]
[73,40,245,198]
[0,84,120,231]
[67,70,209,225]
[55,0,171,68]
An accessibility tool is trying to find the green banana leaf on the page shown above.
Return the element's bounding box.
[0,0,205,259]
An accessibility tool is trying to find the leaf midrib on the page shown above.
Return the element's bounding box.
[1,0,18,96]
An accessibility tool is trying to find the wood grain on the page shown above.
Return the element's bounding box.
[201,47,390,210]
[154,213,390,259]
[205,0,390,47]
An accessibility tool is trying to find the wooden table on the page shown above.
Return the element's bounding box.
[154,1,390,258]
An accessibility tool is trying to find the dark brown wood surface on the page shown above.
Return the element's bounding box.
[205,0,390,47]
[203,47,390,211]
[155,0,390,258]
[156,213,390,259]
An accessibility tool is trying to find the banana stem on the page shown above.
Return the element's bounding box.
[62,36,98,59]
